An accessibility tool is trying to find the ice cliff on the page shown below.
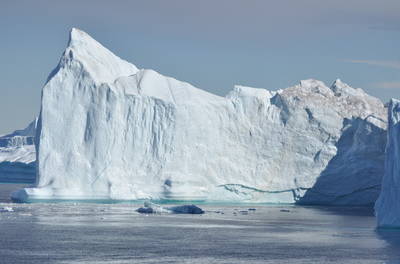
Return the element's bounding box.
[12,28,387,203]
[0,120,37,183]
[375,99,400,227]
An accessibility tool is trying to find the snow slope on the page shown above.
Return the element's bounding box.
[375,99,400,227]
[0,120,37,183]
[12,28,387,203]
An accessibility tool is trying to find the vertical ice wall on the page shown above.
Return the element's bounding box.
[375,99,400,227]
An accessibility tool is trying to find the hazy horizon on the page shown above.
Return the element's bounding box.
[0,0,399,134]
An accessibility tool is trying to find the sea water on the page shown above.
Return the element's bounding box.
[1,184,400,264]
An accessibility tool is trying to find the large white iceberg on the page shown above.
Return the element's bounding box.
[375,99,400,227]
[0,120,37,183]
[12,28,387,204]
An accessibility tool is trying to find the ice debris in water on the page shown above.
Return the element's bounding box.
[0,207,14,212]
[136,201,204,214]
[169,204,204,214]
[136,201,169,214]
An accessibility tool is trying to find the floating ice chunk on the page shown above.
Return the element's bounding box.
[168,204,204,214]
[136,201,204,214]
[136,207,154,214]
[136,201,170,214]
[0,207,14,212]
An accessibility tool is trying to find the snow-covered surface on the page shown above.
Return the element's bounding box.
[136,201,204,214]
[0,120,37,183]
[375,99,400,227]
[12,28,387,204]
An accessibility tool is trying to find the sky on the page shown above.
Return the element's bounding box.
[0,0,399,134]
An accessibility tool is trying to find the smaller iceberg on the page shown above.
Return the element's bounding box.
[136,201,204,214]
[0,119,37,183]
[0,207,14,212]
[375,99,400,227]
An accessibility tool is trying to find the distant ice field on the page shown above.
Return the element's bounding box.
[1,184,400,264]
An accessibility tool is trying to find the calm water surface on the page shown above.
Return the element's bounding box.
[1,184,400,264]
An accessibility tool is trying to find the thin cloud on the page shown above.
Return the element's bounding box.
[345,59,400,69]
[374,81,400,89]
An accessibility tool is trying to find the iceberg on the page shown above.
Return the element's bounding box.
[0,120,37,183]
[375,99,400,227]
[12,28,387,204]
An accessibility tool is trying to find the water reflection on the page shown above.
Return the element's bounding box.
[2,197,400,263]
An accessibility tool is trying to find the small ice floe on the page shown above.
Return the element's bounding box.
[280,209,290,212]
[137,207,155,214]
[0,207,14,212]
[136,201,170,214]
[169,204,204,214]
[136,201,204,214]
